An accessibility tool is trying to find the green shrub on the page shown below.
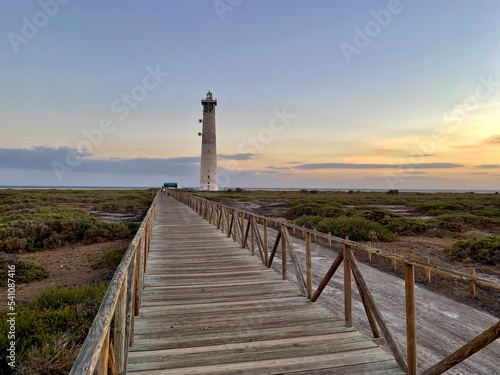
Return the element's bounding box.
[0,283,107,374]
[383,217,431,235]
[0,259,49,287]
[294,216,324,229]
[287,201,323,217]
[0,190,152,253]
[317,216,397,242]
[15,260,49,284]
[347,206,396,223]
[478,208,500,218]
[92,248,126,269]
[448,235,500,265]
[433,214,497,232]
[317,205,344,218]
[287,200,343,218]
[124,221,141,235]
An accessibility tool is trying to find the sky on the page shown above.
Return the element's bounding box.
[0,0,499,190]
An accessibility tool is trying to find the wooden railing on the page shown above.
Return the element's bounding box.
[173,192,500,375]
[69,193,157,375]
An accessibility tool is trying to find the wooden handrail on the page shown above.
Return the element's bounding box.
[344,247,408,372]
[421,321,500,375]
[175,192,500,375]
[69,193,157,375]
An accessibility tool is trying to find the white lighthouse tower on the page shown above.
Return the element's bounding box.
[199,91,218,191]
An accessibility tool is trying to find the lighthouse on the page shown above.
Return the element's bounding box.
[199,91,218,191]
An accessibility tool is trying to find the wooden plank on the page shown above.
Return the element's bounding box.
[129,332,371,358]
[127,347,394,374]
[286,359,402,374]
[130,322,355,351]
[127,336,380,371]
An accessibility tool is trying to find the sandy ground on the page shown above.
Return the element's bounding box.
[1,239,130,304]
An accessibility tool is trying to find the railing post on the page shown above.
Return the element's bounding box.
[470,267,476,298]
[239,211,244,245]
[251,220,255,256]
[264,218,269,266]
[405,262,418,375]
[114,277,127,374]
[425,256,431,284]
[306,232,312,299]
[96,327,110,375]
[343,237,352,327]
[217,207,222,230]
[281,225,287,280]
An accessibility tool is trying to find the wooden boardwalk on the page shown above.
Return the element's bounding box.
[127,196,404,374]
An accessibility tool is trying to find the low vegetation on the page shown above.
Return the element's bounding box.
[92,248,127,269]
[317,216,397,242]
[0,259,49,287]
[0,283,107,375]
[192,190,500,251]
[0,189,154,374]
[0,189,153,253]
[448,235,500,265]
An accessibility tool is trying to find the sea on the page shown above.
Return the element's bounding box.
[0,186,498,194]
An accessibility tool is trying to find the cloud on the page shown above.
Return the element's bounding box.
[266,166,291,170]
[295,162,463,170]
[453,135,500,149]
[0,146,200,177]
[485,135,500,145]
[218,153,255,160]
[0,146,90,170]
[468,172,489,175]
[476,164,500,169]
[452,144,479,149]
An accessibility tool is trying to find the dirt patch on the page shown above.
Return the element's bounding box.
[344,204,434,219]
[0,239,130,305]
